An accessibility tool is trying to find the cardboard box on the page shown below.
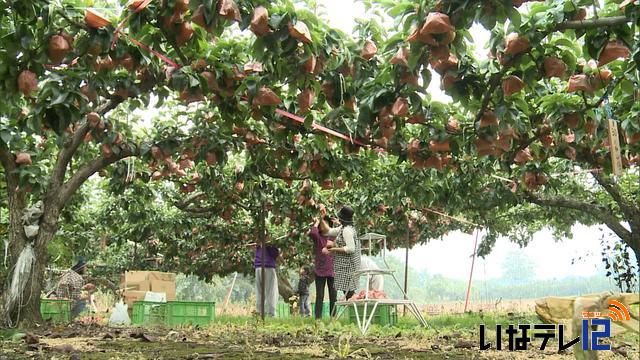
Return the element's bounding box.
[123,290,147,308]
[148,271,176,282]
[120,271,177,301]
[123,271,151,283]
[150,280,176,301]
[122,271,176,283]
[123,281,150,292]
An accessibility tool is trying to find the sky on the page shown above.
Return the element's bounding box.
[316,0,635,281]
[388,226,618,281]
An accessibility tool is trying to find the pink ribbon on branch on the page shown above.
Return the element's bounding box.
[111,0,182,68]
[111,0,153,50]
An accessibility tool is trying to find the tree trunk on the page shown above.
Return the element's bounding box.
[3,187,61,327]
[631,233,640,270]
[3,223,57,327]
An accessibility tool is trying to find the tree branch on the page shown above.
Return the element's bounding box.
[179,200,251,213]
[51,74,162,190]
[555,16,630,30]
[58,145,139,208]
[592,171,640,220]
[556,149,640,226]
[507,126,548,164]
[57,10,88,31]
[181,207,215,215]
[158,21,189,66]
[589,64,636,109]
[51,121,91,188]
[473,66,511,124]
[175,191,252,215]
[0,140,17,192]
[175,191,207,209]
[526,192,632,241]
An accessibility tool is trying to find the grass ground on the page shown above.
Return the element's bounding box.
[1,311,638,359]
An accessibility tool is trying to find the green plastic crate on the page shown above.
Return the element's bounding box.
[347,304,397,326]
[166,301,215,326]
[132,301,167,326]
[276,302,291,318]
[40,299,72,323]
[311,302,330,317]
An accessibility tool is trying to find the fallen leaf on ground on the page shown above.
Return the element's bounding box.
[454,340,474,349]
[24,333,39,344]
[52,344,75,353]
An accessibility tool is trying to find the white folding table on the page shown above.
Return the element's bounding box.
[335,233,428,334]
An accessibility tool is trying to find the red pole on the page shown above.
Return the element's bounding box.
[464,230,480,313]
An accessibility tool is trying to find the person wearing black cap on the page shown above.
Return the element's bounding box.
[55,258,95,320]
[322,206,361,302]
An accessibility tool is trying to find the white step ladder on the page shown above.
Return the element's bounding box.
[335,233,429,334]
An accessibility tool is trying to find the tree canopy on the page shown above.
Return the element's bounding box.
[0,0,638,325]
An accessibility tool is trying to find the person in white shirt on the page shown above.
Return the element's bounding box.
[322,206,361,301]
[360,256,384,291]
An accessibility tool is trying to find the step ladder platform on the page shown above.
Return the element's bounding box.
[354,269,395,276]
[336,299,414,306]
[359,233,387,241]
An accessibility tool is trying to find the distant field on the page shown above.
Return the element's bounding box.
[420,299,537,315]
[201,299,539,317]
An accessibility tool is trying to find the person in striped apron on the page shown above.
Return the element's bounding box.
[322,206,361,302]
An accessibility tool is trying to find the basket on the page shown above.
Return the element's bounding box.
[40,299,72,323]
[132,301,167,326]
[276,302,291,318]
[347,304,397,326]
[166,301,215,326]
[311,302,330,317]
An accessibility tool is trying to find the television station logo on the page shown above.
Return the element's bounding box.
[479,300,631,352]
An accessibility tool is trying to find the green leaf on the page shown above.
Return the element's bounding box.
[421,67,431,89]
[0,131,11,144]
[552,38,576,51]
[408,47,423,71]
[49,92,68,106]
[507,7,521,29]
[304,114,314,130]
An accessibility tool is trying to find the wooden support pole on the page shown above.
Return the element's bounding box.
[464,230,480,313]
[222,272,238,314]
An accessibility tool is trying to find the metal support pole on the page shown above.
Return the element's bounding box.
[464,230,480,313]
[260,203,266,321]
[403,247,409,316]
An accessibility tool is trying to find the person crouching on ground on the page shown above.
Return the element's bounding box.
[55,258,95,320]
[309,214,337,319]
[323,206,361,301]
[253,243,281,317]
[297,266,311,316]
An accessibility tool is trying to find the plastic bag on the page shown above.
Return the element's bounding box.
[144,291,166,302]
[108,300,131,326]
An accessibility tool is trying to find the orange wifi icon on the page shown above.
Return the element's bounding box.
[606,300,631,322]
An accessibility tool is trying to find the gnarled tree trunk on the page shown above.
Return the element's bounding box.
[1,138,137,327]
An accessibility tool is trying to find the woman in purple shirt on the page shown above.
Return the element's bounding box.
[254,244,280,317]
[309,215,337,319]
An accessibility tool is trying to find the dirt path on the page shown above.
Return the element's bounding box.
[1,323,637,359]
